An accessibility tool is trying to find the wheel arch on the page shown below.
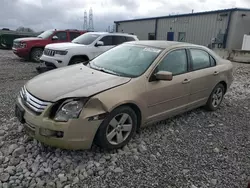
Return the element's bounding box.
[69,54,89,62]
[218,80,227,93]
[111,102,142,132]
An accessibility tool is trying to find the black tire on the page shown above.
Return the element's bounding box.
[94,106,137,150]
[205,83,225,111]
[68,57,88,66]
[30,48,43,62]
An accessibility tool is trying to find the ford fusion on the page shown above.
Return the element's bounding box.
[15,41,233,150]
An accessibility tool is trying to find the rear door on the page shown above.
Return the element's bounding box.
[187,48,220,108]
[69,32,81,41]
[112,36,127,45]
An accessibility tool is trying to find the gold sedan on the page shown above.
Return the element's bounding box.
[15,41,233,150]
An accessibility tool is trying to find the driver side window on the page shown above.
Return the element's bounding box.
[53,31,67,41]
[157,49,188,76]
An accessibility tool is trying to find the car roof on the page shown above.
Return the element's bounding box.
[126,40,203,49]
[87,32,137,37]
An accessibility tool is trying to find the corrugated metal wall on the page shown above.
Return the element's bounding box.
[157,12,229,46]
[117,20,156,40]
[227,11,250,49]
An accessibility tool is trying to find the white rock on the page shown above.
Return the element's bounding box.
[135,169,142,173]
[8,144,18,155]
[208,124,215,127]
[138,144,147,152]
[214,148,220,153]
[0,130,5,136]
[211,179,217,185]
[0,172,10,182]
[98,170,105,176]
[58,174,67,182]
[113,167,123,173]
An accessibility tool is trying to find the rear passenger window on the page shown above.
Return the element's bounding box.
[112,36,126,45]
[190,49,211,70]
[125,36,135,41]
[100,36,112,46]
[69,32,81,41]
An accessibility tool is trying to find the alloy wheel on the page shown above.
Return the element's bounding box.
[106,113,133,145]
[212,87,223,108]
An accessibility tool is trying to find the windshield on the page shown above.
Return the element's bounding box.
[72,33,100,45]
[37,30,54,39]
[90,44,163,77]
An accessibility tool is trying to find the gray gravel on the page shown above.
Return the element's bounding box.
[0,49,249,188]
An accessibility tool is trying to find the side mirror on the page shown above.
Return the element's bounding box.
[155,71,173,81]
[52,36,58,40]
[95,41,104,47]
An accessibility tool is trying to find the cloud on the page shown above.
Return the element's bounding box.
[0,0,248,32]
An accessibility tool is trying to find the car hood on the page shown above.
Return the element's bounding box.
[14,37,42,42]
[46,42,85,50]
[25,64,131,102]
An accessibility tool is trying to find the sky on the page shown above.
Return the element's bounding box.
[1,0,249,32]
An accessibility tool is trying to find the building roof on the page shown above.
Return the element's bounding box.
[114,8,250,23]
[126,40,199,49]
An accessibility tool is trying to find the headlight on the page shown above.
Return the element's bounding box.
[55,50,68,55]
[20,42,27,48]
[54,98,88,122]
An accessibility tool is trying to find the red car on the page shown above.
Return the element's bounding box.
[12,29,86,62]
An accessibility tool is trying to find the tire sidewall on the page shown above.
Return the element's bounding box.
[95,106,137,150]
[206,83,225,111]
[31,48,43,62]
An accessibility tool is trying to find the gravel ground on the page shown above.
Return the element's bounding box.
[0,49,249,188]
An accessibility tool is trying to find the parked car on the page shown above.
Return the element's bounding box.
[15,41,233,150]
[12,29,86,62]
[38,32,139,71]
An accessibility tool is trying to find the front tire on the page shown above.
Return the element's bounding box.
[94,106,137,150]
[30,48,43,62]
[205,83,225,111]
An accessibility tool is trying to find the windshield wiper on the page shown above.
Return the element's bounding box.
[89,62,120,76]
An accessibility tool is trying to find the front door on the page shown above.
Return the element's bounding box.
[92,36,114,58]
[145,48,191,123]
[51,31,68,43]
[187,48,220,108]
[167,32,174,41]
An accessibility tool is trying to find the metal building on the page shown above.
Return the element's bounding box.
[114,8,250,49]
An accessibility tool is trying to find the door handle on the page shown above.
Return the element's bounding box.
[213,71,219,75]
[182,79,190,84]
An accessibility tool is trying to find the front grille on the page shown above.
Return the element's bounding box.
[20,86,51,115]
[44,48,55,56]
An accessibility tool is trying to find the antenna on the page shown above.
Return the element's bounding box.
[83,10,88,30]
[88,7,94,31]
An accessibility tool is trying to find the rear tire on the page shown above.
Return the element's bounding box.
[69,57,88,66]
[30,48,43,62]
[205,83,225,111]
[94,106,137,150]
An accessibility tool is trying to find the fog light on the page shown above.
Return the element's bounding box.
[40,128,55,137]
[88,113,108,121]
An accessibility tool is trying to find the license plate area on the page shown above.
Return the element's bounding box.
[15,104,25,123]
